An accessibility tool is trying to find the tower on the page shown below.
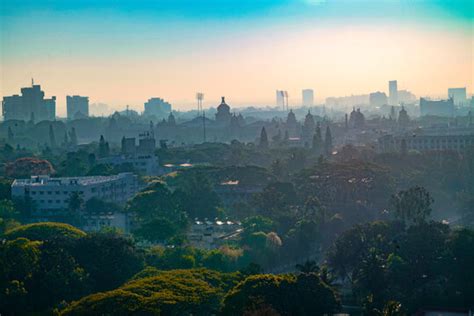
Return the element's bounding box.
[196,92,204,115]
[389,80,398,105]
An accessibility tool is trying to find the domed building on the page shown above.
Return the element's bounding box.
[302,110,315,146]
[215,97,232,125]
[285,110,299,137]
[349,107,365,129]
[398,106,410,129]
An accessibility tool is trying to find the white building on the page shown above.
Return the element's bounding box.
[11,172,139,210]
[187,219,242,249]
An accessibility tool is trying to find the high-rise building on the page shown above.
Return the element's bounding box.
[369,91,388,107]
[143,97,172,117]
[448,87,467,106]
[2,84,55,122]
[302,89,314,107]
[398,90,417,104]
[420,98,454,117]
[67,95,89,120]
[389,80,398,105]
[276,90,285,108]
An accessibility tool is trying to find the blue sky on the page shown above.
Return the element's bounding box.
[1,0,472,112]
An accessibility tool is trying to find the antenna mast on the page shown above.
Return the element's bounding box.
[202,111,207,143]
[196,92,204,115]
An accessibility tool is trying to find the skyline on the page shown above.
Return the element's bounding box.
[1,0,473,115]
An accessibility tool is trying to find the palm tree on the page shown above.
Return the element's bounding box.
[295,260,319,274]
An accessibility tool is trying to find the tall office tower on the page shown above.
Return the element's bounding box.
[448,87,467,106]
[2,83,56,122]
[389,80,398,105]
[276,90,285,108]
[302,89,314,107]
[67,95,89,120]
[143,97,172,117]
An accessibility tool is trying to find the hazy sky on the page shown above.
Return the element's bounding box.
[1,0,473,115]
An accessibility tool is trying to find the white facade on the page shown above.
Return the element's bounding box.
[187,220,242,249]
[11,173,139,210]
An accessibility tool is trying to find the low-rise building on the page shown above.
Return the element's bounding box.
[377,133,474,153]
[11,172,139,210]
[81,212,132,233]
[187,219,242,249]
[99,154,160,175]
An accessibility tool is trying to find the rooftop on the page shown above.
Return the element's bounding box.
[12,173,134,187]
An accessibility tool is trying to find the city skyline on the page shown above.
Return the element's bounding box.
[1,0,473,115]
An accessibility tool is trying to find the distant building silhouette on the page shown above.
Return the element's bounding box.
[143,97,172,118]
[349,107,365,129]
[420,97,454,117]
[448,88,467,106]
[215,97,232,124]
[369,91,388,107]
[2,83,55,122]
[302,110,315,146]
[389,80,398,105]
[302,89,314,107]
[67,95,89,120]
[398,106,410,128]
[276,90,285,108]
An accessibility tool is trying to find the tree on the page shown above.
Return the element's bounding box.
[390,186,433,224]
[61,269,239,316]
[296,260,319,274]
[98,135,109,158]
[5,157,55,178]
[49,124,56,148]
[259,127,269,149]
[312,124,323,155]
[254,182,298,220]
[68,192,84,212]
[173,174,221,219]
[0,199,20,234]
[7,126,14,144]
[4,222,86,241]
[69,127,78,146]
[222,273,340,315]
[71,232,144,291]
[127,182,188,243]
[0,238,41,313]
[324,126,333,156]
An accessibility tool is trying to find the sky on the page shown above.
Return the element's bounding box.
[0,0,473,115]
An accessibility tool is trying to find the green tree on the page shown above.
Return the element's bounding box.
[390,186,433,224]
[68,192,84,212]
[222,273,340,315]
[259,127,269,149]
[173,174,221,219]
[71,232,144,292]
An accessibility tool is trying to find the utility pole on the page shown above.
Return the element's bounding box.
[203,111,207,143]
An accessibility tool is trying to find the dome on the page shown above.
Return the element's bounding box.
[217,96,230,112]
